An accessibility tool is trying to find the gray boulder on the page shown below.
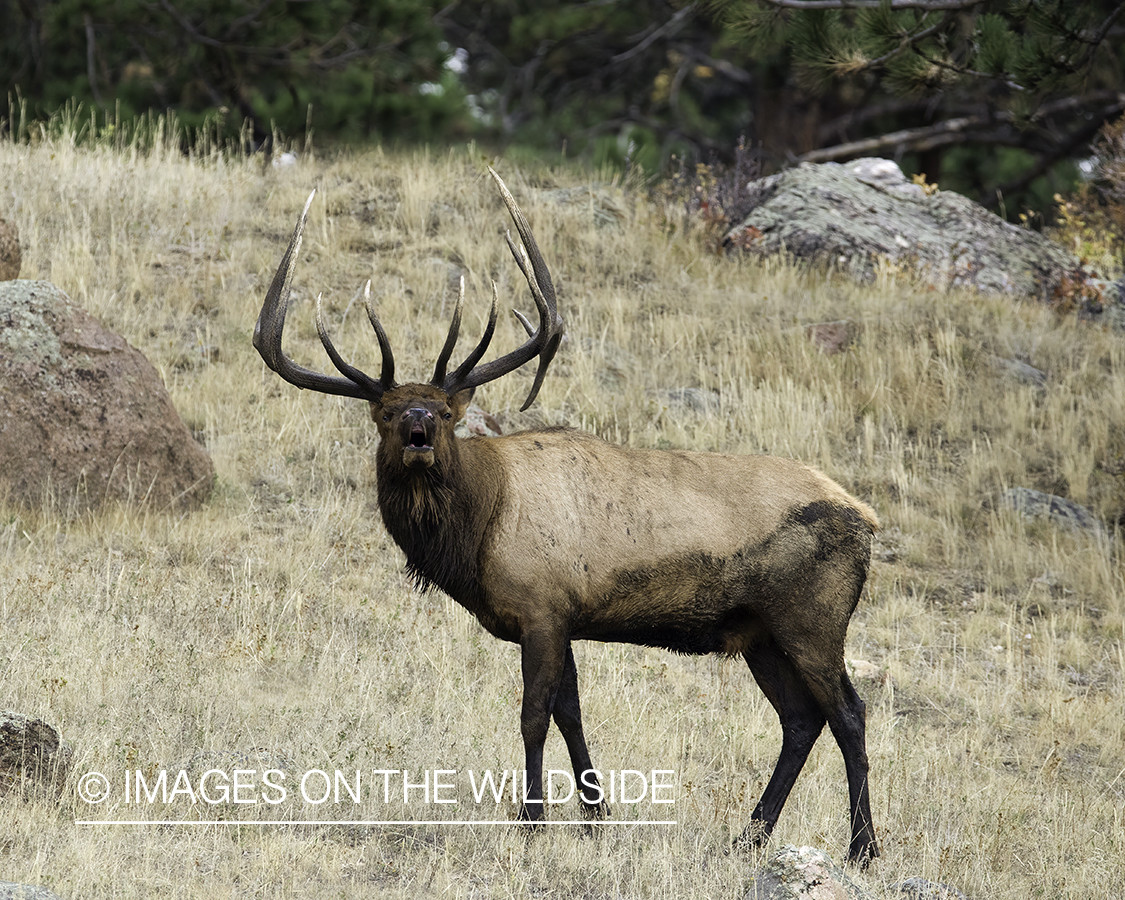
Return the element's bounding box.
[725,159,1119,319]
[0,280,213,512]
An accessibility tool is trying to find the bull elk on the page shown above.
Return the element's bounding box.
[253,170,880,865]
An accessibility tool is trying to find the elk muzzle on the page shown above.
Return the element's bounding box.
[400,407,437,468]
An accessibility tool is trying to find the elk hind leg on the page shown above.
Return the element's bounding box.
[739,638,827,848]
[783,642,879,866]
[823,670,878,865]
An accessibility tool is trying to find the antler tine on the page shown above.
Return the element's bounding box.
[440,169,565,410]
[431,276,465,386]
[315,291,389,397]
[444,281,500,387]
[361,282,396,388]
[254,190,391,401]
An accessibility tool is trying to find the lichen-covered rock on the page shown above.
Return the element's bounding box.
[725,159,1108,309]
[743,846,871,900]
[0,710,73,798]
[0,280,213,511]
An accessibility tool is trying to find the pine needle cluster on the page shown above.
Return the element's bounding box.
[709,1,1123,109]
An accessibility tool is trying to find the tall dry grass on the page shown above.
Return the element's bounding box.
[1,114,1122,898]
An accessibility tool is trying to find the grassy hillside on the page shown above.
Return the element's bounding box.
[1,121,1122,899]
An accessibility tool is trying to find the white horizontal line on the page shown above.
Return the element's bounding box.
[75,819,677,827]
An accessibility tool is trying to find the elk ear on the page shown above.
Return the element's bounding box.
[449,388,475,422]
[368,399,384,423]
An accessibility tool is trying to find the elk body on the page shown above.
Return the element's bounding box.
[254,171,880,865]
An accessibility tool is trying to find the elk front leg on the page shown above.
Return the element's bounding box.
[552,643,608,818]
[517,629,568,822]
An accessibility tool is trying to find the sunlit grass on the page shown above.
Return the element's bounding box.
[1,112,1123,898]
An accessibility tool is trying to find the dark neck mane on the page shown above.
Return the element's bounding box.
[375,439,499,607]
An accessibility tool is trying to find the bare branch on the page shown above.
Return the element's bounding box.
[84,13,103,107]
[611,4,696,64]
[796,115,988,162]
[796,90,1125,164]
[983,97,1125,205]
[1073,3,1125,71]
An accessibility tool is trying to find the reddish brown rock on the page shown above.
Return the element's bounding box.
[0,280,213,511]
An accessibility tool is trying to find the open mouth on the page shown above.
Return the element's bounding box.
[407,423,432,451]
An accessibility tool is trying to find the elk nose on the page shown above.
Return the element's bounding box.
[402,407,434,422]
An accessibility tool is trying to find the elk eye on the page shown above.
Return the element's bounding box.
[442,412,452,420]
[382,414,391,422]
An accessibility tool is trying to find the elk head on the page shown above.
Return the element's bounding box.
[253,169,565,469]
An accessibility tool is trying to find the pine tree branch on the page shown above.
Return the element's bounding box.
[155,0,387,70]
[816,97,938,143]
[863,15,949,71]
[910,46,1025,92]
[757,0,985,10]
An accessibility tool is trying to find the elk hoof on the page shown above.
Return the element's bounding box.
[580,798,610,820]
[517,803,545,826]
[847,838,879,869]
[731,820,770,853]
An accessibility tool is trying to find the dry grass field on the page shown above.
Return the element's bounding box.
[1,117,1123,899]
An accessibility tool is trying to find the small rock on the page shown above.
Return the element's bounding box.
[1001,488,1104,535]
[894,877,969,900]
[986,354,1047,387]
[846,158,925,199]
[0,710,73,798]
[806,320,861,355]
[0,218,19,281]
[846,659,889,685]
[0,881,66,900]
[457,404,503,438]
[647,387,721,414]
[537,184,626,230]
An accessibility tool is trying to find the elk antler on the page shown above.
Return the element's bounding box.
[253,191,394,401]
[253,169,565,411]
[438,167,565,410]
